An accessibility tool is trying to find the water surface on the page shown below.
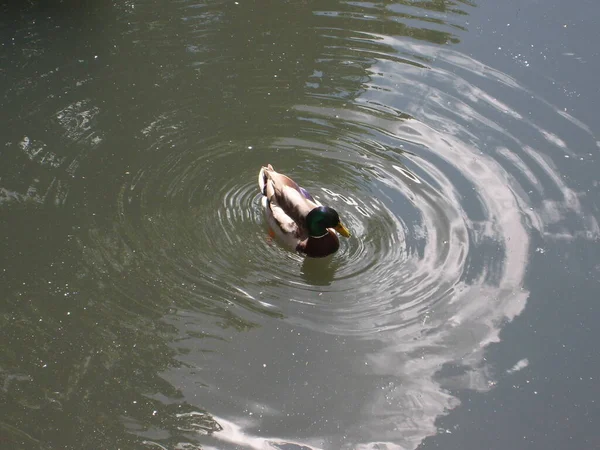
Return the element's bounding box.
[1,1,598,449]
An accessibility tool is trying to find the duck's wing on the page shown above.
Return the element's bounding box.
[260,165,319,225]
[298,186,316,203]
[267,199,300,236]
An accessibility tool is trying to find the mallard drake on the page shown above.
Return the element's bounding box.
[258,164,351,257]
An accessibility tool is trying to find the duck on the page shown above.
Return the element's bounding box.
[258,164,351,257]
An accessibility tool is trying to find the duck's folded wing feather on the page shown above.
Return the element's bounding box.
[268,175,317,220]
[268,201,299,235]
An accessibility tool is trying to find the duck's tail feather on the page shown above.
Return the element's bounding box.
[258,164,274,196]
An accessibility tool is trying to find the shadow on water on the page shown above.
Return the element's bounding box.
[0,0,527,449]
[300,257,340,286]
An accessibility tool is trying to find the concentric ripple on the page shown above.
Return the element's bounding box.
[102,123,470,339]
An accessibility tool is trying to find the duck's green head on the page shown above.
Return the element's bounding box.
[306,206,351,238]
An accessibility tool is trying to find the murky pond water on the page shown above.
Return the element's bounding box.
[2,1,598,449]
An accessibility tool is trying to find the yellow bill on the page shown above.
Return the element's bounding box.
[334,222,351,238]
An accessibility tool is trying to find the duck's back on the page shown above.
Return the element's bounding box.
[260,165,318,225]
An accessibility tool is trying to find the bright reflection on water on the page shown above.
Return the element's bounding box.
[1,1,598,449]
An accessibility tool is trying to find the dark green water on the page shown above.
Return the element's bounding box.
[1,1,598,449]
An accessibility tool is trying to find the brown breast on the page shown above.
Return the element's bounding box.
[296,230,340,257]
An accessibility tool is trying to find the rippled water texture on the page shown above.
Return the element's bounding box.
[1,1,598,449]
